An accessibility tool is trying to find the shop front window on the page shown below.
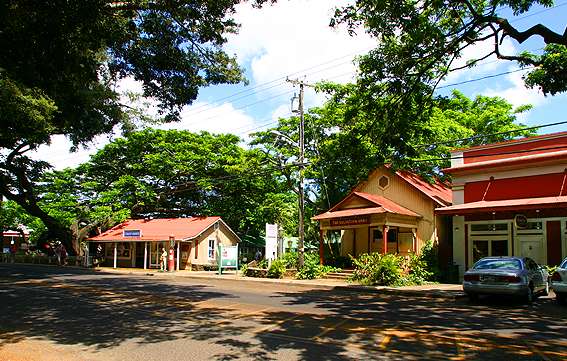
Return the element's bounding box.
[472,239,508,263]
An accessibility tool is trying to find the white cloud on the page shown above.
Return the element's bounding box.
[441,36,517,85]
[29,134,111,170]
[227,0,374,101]
[484,68,547,109]
[165,101,256,136]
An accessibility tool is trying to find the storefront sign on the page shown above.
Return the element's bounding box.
[330,216,370,227]
[514,214,528,229]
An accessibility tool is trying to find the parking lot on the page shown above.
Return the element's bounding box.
[1,264,566,360]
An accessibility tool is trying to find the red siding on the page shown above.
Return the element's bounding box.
[464,173,566,203]
[547,221,562,266]
[464,136,567,164]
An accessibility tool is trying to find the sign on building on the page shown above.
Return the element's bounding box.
[265,223,278,261]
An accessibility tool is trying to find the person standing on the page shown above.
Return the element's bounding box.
[160,247,167,271]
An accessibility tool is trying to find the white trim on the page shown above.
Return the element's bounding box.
[452,133,567,154]
[182,219,242,243]
[453,164,567,184]
[468,222,512,265]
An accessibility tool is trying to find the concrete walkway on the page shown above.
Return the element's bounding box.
[96,266,465,299]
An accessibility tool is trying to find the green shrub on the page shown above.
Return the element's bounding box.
[419,240,441,281]
[267,258,286,279]
[296,252,340,280]
[282,251,299,269]
[350,253,406,286]
[239,263,248,276]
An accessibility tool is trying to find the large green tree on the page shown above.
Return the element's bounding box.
[332,0,567,96]
[0,1,269,252]
[35,129,297,250]
[252,86,534,226]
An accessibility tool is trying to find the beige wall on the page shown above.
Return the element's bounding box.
[189,222,239,267]
[355,168,439,251]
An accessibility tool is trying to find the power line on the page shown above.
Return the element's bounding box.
[438,67,531,89]
[184,47,372,116]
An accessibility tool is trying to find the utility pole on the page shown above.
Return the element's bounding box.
[287,77,305,268]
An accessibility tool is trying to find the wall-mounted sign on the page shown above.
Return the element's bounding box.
[514,214,528,229]
[123,229,141,237]
[330,216,370,227]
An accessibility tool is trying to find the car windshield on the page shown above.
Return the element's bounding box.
[561,259,567,269]
[473,259,522,270]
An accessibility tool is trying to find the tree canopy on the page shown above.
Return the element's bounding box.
[332,0,567,96]
[252,86,534,215]
[0,1,269,252]
[32,129,297,250]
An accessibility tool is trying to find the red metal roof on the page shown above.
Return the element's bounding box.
[435,196,567,215]
[313,192,420,220]
[444,149,567,174]
[393,169,452,206]
[87,217,226,242]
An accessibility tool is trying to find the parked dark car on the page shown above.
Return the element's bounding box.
[463,257,549,303]
[551,257,567,305]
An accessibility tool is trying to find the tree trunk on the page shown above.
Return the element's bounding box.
[2,191,76,255]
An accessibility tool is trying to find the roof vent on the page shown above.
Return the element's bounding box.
[378,175,390,190]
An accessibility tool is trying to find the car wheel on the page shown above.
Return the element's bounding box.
[526,285,535,304]
[557,293,566,305]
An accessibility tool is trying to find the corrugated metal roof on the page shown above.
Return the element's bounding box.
[313,192,420,220]
[393,169,452,206]
[87,217,233,242]
[435,196,567,215]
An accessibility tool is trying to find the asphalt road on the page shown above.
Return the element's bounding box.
[0,264,566,361]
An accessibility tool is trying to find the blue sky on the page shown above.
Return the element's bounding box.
[33,0,567,168]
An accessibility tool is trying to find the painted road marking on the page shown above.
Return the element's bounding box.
[313,318,349,339]
[253,313,303,334]
[379,334,391,350]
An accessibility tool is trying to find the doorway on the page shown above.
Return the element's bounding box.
[517,235,545,265]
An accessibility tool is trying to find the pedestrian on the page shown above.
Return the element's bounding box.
[60,244,67,266]
[54,243,62,266]
[254,250,262,261]
[160,247,167,271]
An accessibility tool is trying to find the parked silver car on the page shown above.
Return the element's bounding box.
[463,257,549,303]
[551,257,567,305]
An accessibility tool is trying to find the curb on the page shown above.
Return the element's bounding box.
[1,263,465,300]
[98,267,466,300]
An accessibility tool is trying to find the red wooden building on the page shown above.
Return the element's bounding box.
[437,132,567,278]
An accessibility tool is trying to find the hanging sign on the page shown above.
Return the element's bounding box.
[330,216,370,227]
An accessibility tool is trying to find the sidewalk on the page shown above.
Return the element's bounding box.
[96,266,465,299]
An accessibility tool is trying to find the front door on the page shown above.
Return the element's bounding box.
[518,235,545,265]
[150,241,167,268]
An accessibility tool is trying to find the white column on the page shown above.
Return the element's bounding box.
[131,242,136,267]
[176,241,181,271]
[113,242,117,269]
[143,242,147,270]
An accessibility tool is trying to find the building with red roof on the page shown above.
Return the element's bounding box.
[87,217,240,270]
[436,131,567,278]
[312,166,452,263]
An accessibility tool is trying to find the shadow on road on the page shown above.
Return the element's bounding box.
[1,265,566,360]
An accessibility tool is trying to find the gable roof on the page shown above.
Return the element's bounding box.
[354,165,451,206]
[87,217,240,242]
[393,169,452,206]
[313,191,420,220]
